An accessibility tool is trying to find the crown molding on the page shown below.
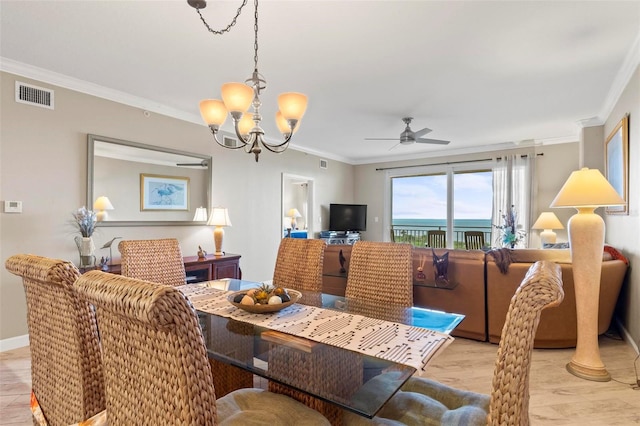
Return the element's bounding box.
[599,32,640,122]
[0,58,348,163]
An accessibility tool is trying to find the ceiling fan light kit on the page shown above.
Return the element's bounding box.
[190,0,308,162]
[366,117,451,149]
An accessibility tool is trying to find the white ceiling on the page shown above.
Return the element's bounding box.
[1,1,639,164]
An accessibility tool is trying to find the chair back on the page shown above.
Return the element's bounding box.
[488,260,563,425]
[118,238,186,286]
[5,254,105,425]
[75,271,218,425]
[345,241,413,320]
[465,231,485,250]
[272,238,326,297]
[427,230,446,248]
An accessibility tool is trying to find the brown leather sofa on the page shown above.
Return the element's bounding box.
[412,248,487,341]
[486,248,627,348]
[321,244,628,348]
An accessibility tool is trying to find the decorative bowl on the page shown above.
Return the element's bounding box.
[227,289,302,313]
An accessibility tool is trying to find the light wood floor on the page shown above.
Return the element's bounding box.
[1,335,638,425]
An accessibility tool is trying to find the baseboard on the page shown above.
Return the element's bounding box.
[615,317,639,355]
[0,334,29,352]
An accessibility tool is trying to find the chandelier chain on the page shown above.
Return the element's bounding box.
[253,0,259,71]
[194,0,248,35]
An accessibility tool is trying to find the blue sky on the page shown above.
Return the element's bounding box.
[392,172,493,220]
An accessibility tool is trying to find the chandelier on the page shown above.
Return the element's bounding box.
[189,0,308,162]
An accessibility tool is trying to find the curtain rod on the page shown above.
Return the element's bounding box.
[375,153,543,171]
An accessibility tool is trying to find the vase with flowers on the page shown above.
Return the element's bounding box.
[494,205,526,248]
[73,206,97,268]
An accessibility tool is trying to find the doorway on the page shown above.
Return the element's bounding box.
[281,173,314,238]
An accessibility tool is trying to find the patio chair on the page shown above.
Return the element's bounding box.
[427,230,446,248]
[344,260,564,426]
[118,238,186,286]
[465,231,486,250]
[5,254,105,425]
[75,271,330,425]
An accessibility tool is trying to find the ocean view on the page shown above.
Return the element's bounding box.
[392,218,492,232]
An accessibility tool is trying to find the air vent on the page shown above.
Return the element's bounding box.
[15,81,54,109]
[319,159,328,169]
[223,136,238,148]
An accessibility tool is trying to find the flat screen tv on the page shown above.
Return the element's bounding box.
[329,204,367,232]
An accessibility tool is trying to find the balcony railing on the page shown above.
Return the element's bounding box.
[390,225,492,249]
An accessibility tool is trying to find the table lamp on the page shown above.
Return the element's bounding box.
[193,206,208,222]
[550,167,625,381]
[93,196,114,221]
[532,212,564,247]
[283,217,292,237]
[208,207,232,256]
[287,208,302,230]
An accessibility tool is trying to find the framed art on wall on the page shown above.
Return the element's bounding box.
[604,114,629,215]
[140,174,190,211]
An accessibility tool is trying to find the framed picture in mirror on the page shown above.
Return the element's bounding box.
[140,174,190,211]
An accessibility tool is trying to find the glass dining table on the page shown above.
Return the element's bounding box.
[180,279,464,420]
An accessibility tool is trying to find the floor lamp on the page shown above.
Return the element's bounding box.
[550,168,625,382]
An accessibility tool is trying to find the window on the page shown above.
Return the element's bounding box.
[391,170,492,248]
[386,155,533,248]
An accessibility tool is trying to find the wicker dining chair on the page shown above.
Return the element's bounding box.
[427,230,446,248]
[345,241,414,320]
[271,237,326,304]
[119,238,252,396]
[74,271,330,425]
[118,238,186,286]
[344,260,564,426]
[5,254,105,426]
[464,231,486,250]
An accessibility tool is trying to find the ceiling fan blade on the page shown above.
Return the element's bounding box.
[388,142,402,151]
[364,137,401,141]
[415,138,451,145]
[176,160,209,167]
[413,127,433,138]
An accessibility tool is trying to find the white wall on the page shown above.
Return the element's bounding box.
[0,71,355,340]
[602,66,639,347]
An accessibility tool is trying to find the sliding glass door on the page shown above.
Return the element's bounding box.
[390,169,492,248]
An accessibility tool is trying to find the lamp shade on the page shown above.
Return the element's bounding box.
[276,111,300,135]
[532,212,564,230]
[193,207,208,222]
[238,113,255,138]
[199,99,228,126]
[278,92,308,121]
[283,217,292,229]
[550,168,625,208]
[208,207,232,227]
[93,196,114,211]
[221,82,254,113]
[287,208,302,218]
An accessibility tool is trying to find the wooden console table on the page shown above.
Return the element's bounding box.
[87,253,242,283]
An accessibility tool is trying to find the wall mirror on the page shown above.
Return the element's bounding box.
[87,134,212,226]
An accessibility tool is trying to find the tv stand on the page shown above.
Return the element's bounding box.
[320,231,360,245]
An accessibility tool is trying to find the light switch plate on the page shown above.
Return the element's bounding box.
[3,200,22,213]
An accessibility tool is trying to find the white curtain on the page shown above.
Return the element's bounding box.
[492,154,534,248]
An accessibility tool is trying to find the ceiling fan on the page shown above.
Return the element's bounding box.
[365,117,450,149]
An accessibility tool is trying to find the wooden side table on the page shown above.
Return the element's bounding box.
[82,253,242,283]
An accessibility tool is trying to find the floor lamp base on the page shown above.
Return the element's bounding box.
[566,360,611,382]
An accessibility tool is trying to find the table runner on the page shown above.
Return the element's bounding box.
[178,284,454,375]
